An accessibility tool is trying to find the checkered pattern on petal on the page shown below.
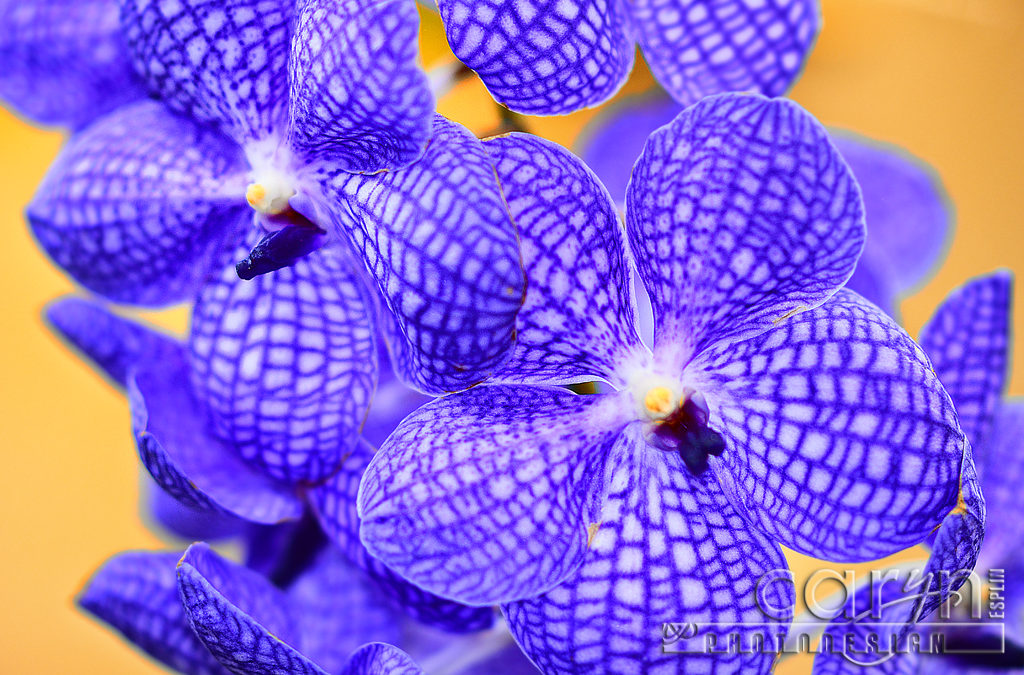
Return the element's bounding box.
[504,430,791,674]
[485,133,643,387]
[287,0,432,173]
[626,94,864,373]
[628,0,819,107]
[177,543,325,675]
[694,290,964,561]
[359,386,634,606]
[323,115,524,394]
[130,344,304,524]
[919,273,1011,453]
[309,445,497,632]
[28,101,248,307]
[0,0,147,128]
[79,551,229,675]
[189,246,377,485]
[437,0,634,114]
[341,644,425,675]
[120,0,294,144]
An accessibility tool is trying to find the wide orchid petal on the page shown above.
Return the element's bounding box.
[504,432,792,674]
[287,547,402,674]
[120,0,294,145]
[437,0,634,115]
[579,94,683,207]
[287,0,432,173]
[177,543,324,675]
[189,246,377,485]
[310,442,498,632]
[977,400,1024,568]
[919,272,1011,453]
[835,132,952,311]
[626,94,864,372]
[79,551,229,675]
[28,101,248,307]
[0,0,147,128]
[341,644,425,675]
[322,115,524,394]
[627,0,819,107]
[484,133,643,387]
[359,386,634,606]
[694,290,964,561]
[45,296,179,389]
[130,344,304,524]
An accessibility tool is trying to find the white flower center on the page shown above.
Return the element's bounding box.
[245,173,295,215]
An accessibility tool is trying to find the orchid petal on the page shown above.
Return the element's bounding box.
[177,543,324,675]
[484,133,643,386]
[287,0,432,173]
[504,432,792,674]
[146,478,247,541]
[44,295,179,389]
[189,246,377,485]
[694,290,964,561]
[322,115,524,394]
[0,0,147,128]
[119,0,294,145]
[626,94,864,372]
[627,0,819,107]
[919,272,1011,453]
[79,550,229,675]
[437,0,634,115]
[28,101,247,307]
[309,442,497,632]
[130,344,304,524]
[359,386,634,606]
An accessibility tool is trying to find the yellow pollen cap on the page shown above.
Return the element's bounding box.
[245,181,292,215]
[245,183,267,209]
[644,386,675,417]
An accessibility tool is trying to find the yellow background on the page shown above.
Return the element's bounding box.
[1,0,1021,671]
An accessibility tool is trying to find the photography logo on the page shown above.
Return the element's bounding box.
[662,567,1008,665]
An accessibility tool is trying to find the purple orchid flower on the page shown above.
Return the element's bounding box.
[0,0,149,129]
[356,93,970,673]
[26,0,525,392]
[45,251,491,634]
[436,0,819,115]
[578,94,952,319]
[81,541,540,675]
[813,273,1019,675]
